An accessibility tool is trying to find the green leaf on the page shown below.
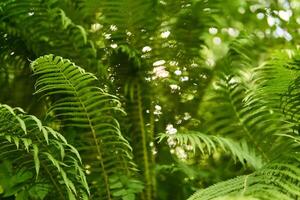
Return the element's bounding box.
[32,144,40,177]
[0,104,88,199]
[15,116,27,135]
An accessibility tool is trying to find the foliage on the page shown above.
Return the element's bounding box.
[31,54,140,199]
[1,0,300,200]
[188,154,300,200]
[0,104,89,199]
[158,131,262,169]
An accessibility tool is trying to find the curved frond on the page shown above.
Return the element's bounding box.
[188,154,300,200]
[279,53,300,131]
[0,104,89,200]
[202,73,293,163]
[187,48,300,200]
[158,131,262,169]
[240,50,300,133]
[31,54,137,199]
[0,0,97,68]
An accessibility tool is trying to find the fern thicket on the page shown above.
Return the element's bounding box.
[0,0,100,111]
[188,152,300,200]
[0,104,89,199]
[0,0,98,69]
[31,54,140,199]
[102,46,156,199]
[96,2,217,197]
[181,39,300,199]
[1,0,300,199]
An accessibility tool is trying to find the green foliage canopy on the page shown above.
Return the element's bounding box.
[1,0,300,200]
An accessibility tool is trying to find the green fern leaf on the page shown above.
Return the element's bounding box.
[0,0,97,68]
[0,104,89,200]
[188,153,300,200]
[202,74,293,163]
[158,131,263,169]
[31,54,136,199]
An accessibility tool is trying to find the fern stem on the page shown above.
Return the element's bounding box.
[136,83,152,200]
[42,161,66,200]
[87,112,112,199]
[242,175,249,195]
[227,85,269,162]
[33,134,67,200]
[59,67,112,199]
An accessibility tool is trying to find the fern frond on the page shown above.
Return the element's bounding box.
[203,74,292,163]
[240,50,300,132]
[188,153,300,200]
[0,104,89,200]
[158,131,262,169]
[187,49,300,200]
[283,79,300,126]
[124,81,155,200]
[278,52,300,130]
[0,0,97,69]
[242,50,298,107]
[31,54,136,199]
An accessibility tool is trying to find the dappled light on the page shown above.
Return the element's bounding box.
[1,0,300,200]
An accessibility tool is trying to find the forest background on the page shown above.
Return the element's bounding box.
[1,0,300,200]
